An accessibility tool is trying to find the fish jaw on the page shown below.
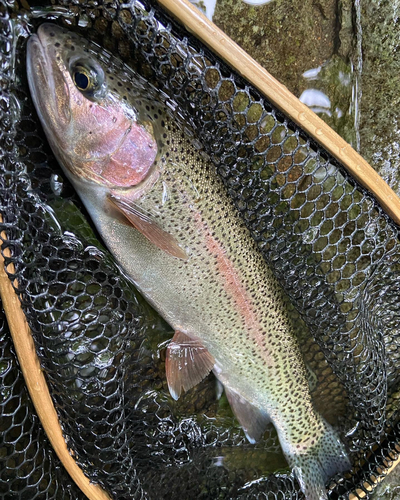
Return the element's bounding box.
[27,23,157,189]
[27,32,71,142]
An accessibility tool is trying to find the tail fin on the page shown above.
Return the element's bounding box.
[288,421,351,500]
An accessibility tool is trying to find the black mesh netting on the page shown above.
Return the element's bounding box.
[1,0,400,498]
[0,298,88,500]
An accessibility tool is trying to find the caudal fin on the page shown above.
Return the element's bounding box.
[288,422,351,500]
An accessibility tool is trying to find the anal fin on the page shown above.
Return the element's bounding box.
[224,387,270,444]
[166,331,215,400]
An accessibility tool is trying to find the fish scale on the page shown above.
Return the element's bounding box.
[26,22,350,499]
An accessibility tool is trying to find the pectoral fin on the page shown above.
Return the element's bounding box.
[166,331,215,400]
[108,193,188,260]
[224,387,270,444]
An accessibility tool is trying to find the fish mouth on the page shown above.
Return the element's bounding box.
[33,23,66,49]
[27,24,71,132]
[26,32,47,89]
[26,24,62,79]
[26,31,54,126]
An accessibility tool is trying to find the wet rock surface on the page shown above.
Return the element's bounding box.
[213,0,338,96]
[358,0,400,195]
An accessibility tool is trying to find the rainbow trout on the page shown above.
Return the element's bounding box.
[27,23,350,499]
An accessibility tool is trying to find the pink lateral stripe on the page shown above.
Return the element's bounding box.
[195,212,273,364]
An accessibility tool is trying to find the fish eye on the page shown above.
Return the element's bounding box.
[73,69,90,91]
[70,61,104,95]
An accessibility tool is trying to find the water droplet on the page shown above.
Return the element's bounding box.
[302,226,318,243]
[162,182,170,205]
[212,456,225,467]
[345,287,359,301]
[112,117,117,123]
[30,5,74,19]
[298,112,306,121]
[315,128,323,136]
[63,232,82,251]
[365,221,377,237]
[50,173,64,195]
[78,15,89,28]
[345,421,359,437]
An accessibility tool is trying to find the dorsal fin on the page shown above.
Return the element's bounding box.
[107,193,188,260]
[224,387,270,444]
[166,331,215,400]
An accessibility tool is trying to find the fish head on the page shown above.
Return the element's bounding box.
[27,23,157,188]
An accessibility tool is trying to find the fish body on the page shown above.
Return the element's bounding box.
[27,24,350,499]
